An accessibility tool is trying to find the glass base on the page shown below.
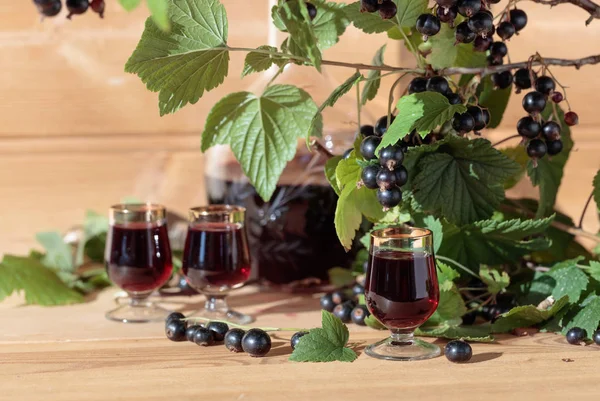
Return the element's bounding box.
[106,298,170,323]
[365,332,441,361]
[189,296,254,325]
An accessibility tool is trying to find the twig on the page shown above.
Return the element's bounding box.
[436,255,480,279]
[310,139,335,159]
[355,68,362,128]
[577,191,595,228]
[526,0,600,25]
[492,134,521,147]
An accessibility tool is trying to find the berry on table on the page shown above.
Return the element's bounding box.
[491,71,513,89]
[378,0,397,20]
[522,91,547,114]
[331,290,348,305]
[351,305,370,326]
[509,9,528,32]
[379,145,404,170]
[333,301,354,323]
[360,136,382,160]
[514,68,535,91]
[374,115,395,136]
[457,0,481,17]
[186,325,202,342]
[320,293,336,311]
[306,2,317,20]
[564,111,579,126]
[165,320,187,342]
[362,165,381,190]
[467,106,490,131]
[360,124,375,137]
[360,0,379,13]
[535,76,556,95]
[416,14,442,40]
[242,328,272,357]
[90,0,105,17]
[377,187,402,208]
[496,21,516,40]
[224,328,246,352]
[467,12,494,36]
[394,165,409,186]
[193,327,216,346]
[566,327,586,345]
[408,77,428,94]
[455,21,476,43]
[546,139,563,156]
[541,121,561,141]
[426,76,450,94]
[473,35,493,52]
[517,116,541,138]
[166,312,185,324]
[290,331,309,350]
[206,321,229,342]
[593,330,600,346]
[527,139,547,159]
[436,6,458,24]
[66,0,89,19]
[445,340,473,363]
[452,112,475,133]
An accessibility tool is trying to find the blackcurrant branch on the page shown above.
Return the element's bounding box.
[491,134,521,147]
[526,0,600,25]
[355,69,362,128]
[577,191,595,228]
[310,139,335,159]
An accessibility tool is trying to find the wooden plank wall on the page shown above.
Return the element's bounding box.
[0,0,599,255]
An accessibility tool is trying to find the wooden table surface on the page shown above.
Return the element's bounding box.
[2,286,600,401]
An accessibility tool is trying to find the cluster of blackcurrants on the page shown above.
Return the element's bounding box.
[359,0,398,20]
[164,312,273,357]
[33,0,104,19]
[415,0,498,43]
[320,283,371,326]
[565,327,600,346]
[514,72,579,160]
[357,117,408,209]
[462,303,512,325]
[409,75,491,135]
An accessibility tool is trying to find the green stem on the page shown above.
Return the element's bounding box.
[436,255,479,279]
[459,287,488,292]
[183,317,307,332]
[399,28,424,69]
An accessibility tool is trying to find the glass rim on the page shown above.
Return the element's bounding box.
[110,203,166,214]
[370,226,433,240]
[189,204,246,215]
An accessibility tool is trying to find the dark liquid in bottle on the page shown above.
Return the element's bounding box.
[206,177,353,284]
[182,222,251,292]
[106,223,173,293]
[365,250,439,330]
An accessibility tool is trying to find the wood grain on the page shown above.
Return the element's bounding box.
[1,287,600,401]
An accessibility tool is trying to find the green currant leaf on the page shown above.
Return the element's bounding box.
[395,0,429,27]
[119,0,142,11]
[593,169,600,214]
[146,0,170,31]
[439,216,554,272]
[479,266,510,295]
[201,85,319,201]
[416,324,494,342]
[501,146,528,190]
[36,231,73,272]
[426,286,467,325]
[328,267,356,288]
[588,261,600,282]
[563,295,600,339]
[76,210,109,266]
[427,23,484,69]
[365,314,387,330]
[422,215,443,254]
[491,296,569,333]
[241,46,288,78]
[547,258,589,303]
[479,76,512,129]
[527,104,573,218]
[325,156,342,196]
[289,310,357,362]
[278,0,322,70]
[361,45,386,105]
[0,255,84,306]
[125,0,230,116]
[412,136,520,226]
[310,0,350,50]
[436,262,459,291]
[343,2,395,33]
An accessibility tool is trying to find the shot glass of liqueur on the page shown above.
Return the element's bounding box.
[182,205,253,324]
[105,203,173,323]
[365,226,440,361]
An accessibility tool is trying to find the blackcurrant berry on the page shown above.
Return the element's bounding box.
[206,321,229,342]
[186,325,202,342]
[457,0,480,17]
[514,68,535,90]
[374,115,395,137]
[488,0,501,3]
[352,283,365,296]
[565,327,587,345]
[306,2,317,20]
[416,14,442,39]
[320,293,336,312]
[333,301,354,323]
[473,35,493,52]
[193,327,216,346]
[435,0,458,9]
[91,0,105,18]
[394,165,409,186]
[436,5,458,24]
[224,328,245,352]
[462,310,477,325]
[509,9,528,31]
[36,0,62,17]
[426,76,450,95]
[535,76,556,95]
[452,112,475,133]
[527,139,547,158]
[491,71,513,89]
[378,0,397,20]
[517,116,541,138]
[379,145,404,170]
[360,0,379,13]
[467,106,490,130]
[362,165,381,190]
[66,0,89,19]
[290,331,309,350]
[377,187,402,208]
[376,168,398,190]
[551,91,564,103]
[166,312,185,325]
[467,12,494,36]
[351,305,370,326]
[496,21,516,40]
[242,328,272,357]
[487,54,504,66]
[445,340,473,363]
[408,77,428,94]
[455,21,476,43]
[490,41,508,60]
[593,330,600,346]
[541,121,561,141]
[564,111,579,126]
[446,92,463,105]
[522,91,547,114]
[360,124,375,137]
[342,148,353,160]
[331,290,348,305]
[165,320,187,342]
[546,139,563,156]
[360,136,381,160]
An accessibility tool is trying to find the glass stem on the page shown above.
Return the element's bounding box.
[390,329,414,345]
[205,295,229,313]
